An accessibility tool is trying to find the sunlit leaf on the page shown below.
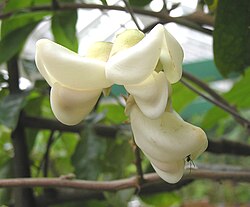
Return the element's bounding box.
[213,0,250,76]
[202,68,250,130]
[172,82,198,112]
[97,103,128,124]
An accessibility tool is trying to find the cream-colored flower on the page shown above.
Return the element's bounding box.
[35,40,112,125]
[106,24,184,119]
[128,102,208,183]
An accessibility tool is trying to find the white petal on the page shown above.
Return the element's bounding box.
[160,27,184,83]
[50,82,101,125]
[35,39,112,90]
[125,71,168,119]
[130,104,208,162]
[151,161,184,184]
[106,24,165,85]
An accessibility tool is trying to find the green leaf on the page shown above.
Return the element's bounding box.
[97,103,128,124]
[141,192,181,207]
[0,93,27,129]
[204,0,218,11]
[1,12,49,38]
[104,189,135,207]
[52,11,78,52]
[3,0,32,12]
[100,0,107,5]
[0,22,39,64]
[224,67,250,108]
[128,0,152,7]
[71,127,107,180]
[172,82,198,113]
[202,68,250,130]
[0,160,12,205]
[213,0,250,76]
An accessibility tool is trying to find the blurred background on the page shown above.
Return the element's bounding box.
[0,0,250,206]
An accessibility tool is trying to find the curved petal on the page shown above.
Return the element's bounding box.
[106,24,165,85]
[125,71,168,119]
[35,39,112,90]
[129,104,208,162]
[151,161,184,183]
[160,27,184,84]
[50,82,101,125]
[86,41,113,62]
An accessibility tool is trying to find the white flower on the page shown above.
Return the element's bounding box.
[106,24,184,119]
[35,40,113,125]
[128,101,208,183]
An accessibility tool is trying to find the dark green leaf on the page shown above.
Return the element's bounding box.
[71,127,107,180]
[52,11,78,52]
[0,93,27,129]
[213,0,250,76]
[0,22,39,64]
[100,0,107,5]
[128,0,152,7]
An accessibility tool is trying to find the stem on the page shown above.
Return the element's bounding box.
[0,3,213,34]
[1,168,250,190]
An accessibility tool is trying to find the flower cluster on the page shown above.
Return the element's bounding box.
[35,24,208,183]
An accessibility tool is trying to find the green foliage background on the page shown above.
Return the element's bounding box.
[0,0,250,206]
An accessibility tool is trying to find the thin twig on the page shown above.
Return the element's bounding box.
[43,131,55,177]
[0,3,213,34]
[122,0,141,31]
[1,168,250,190]
[132,136,145,185]
[180,79,250,130]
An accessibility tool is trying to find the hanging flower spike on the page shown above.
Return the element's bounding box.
[127,100,208,183]
[106,24,183,119]
[35,39,113,125]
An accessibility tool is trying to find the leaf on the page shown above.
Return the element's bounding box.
[224,67,250,108]
[97,103,128,124]
[3,0,32,12]
[0,160,12,205]
[0,22,39,64]
[71,127,107,180]
[0,93,27,129]
[128,0,152,7]
[202,68,250,130]
[21,59,40,80]
[204,0,218,11]
[213,0,250,76]
[100,0,107,5]
[141,192,181,207]
[104,189,135,207]
[1,11,49,38]
[172,82,198,112]
[51,11,78,52]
